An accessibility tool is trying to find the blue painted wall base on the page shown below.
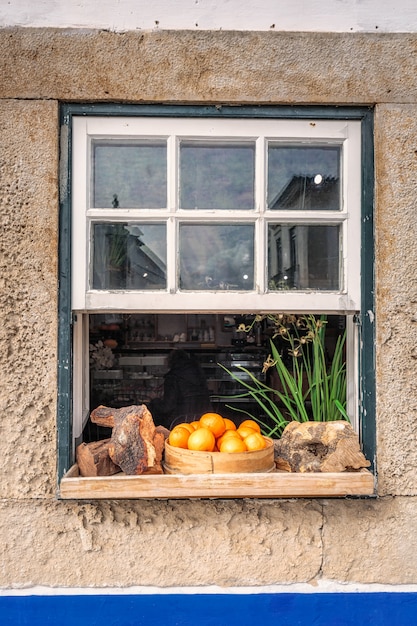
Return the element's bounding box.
[1,593,417,626]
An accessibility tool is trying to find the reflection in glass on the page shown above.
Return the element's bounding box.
[180,141,255,209]
[92,141,167,208]
[267,145,341,210]
[179,224,254,290]
[92,223,167,290]
[268,224,340,290]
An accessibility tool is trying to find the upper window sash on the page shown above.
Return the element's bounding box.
[72,116,361,313]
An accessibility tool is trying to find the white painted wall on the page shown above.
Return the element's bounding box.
[1,0,417,33]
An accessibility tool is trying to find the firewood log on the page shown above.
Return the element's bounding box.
[90,405,116,428]
[274,420,371,473]
[76,439,121,477]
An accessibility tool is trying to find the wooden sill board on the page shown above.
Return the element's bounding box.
[60,465,375,499]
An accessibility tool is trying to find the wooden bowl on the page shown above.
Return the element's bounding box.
[164,437,275,474]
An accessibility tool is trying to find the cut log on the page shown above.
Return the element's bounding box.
[105,404,164,475]
[155,425,170,440]
[76,439,121,477]
[139,427,169,474]
[274,420,371,473]
[90,407,172,436]
[90,405,117,428]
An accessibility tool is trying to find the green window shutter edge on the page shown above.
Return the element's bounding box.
[359,108,376,472]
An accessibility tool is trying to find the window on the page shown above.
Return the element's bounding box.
[71,116,361,311]
[58,105,375,498]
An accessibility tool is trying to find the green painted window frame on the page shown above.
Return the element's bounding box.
[57,104,375,486]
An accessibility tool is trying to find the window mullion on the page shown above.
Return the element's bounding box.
[167,216,177,293]
[255,136,265,293]
[167,135,177,292]
[167,134,177,211]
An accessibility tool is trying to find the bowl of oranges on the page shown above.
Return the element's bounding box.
[164,413,275,474]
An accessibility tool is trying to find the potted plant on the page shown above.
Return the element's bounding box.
[218,314,349,438]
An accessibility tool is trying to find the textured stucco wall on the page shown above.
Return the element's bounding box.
[1,28,417,590]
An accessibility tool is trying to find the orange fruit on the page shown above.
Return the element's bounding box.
[216,429,242,448]
[244,432,267,451]
[219,437,248,453]
[223,417,237,431]
[168,426,190,449]
[176,422,195,434]
[237,425,258,439]
[222,429,242,438]
[103,339,118,349]
[239,419,261,433]
[190,421,200,430]
[187,427,216,451]
[199,412,226,438]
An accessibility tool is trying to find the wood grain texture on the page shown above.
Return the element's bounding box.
[164,437,275,474]
[60,465,375,499]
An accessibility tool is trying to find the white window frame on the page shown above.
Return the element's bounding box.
[71,115,362,443]
[72,117,361,313]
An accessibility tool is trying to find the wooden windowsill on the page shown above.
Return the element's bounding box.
[59,465,375,500]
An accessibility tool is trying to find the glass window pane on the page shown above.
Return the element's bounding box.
[179,224,254,290]
[180,141,255,209]
[268,224,340,290]
[267,145,341,210]
[92,140,167,208]
[92,222,167,290]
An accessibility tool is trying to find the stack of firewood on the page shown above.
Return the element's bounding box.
[76,405,169,477]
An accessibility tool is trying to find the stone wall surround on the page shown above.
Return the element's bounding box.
[1,28,417,588]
